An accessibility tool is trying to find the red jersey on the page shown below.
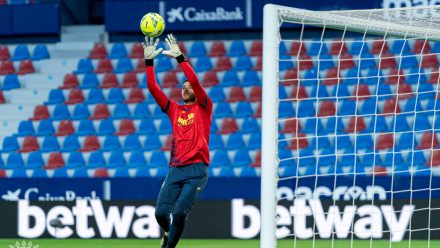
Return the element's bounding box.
[146,60,213,167]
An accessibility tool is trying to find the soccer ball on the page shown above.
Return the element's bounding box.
[139,12,165,37]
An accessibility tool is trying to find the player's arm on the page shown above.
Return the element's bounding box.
[143,37,171,112]
[162,34,213,110]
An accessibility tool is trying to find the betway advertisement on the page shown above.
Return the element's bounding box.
[1,199,438,239]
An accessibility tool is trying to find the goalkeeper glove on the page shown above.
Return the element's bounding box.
[142,37,163,60]
[162,34,184,61]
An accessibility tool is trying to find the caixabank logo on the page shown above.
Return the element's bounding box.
[166,6,244,23]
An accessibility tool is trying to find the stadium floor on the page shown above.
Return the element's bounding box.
[0,239,435,248]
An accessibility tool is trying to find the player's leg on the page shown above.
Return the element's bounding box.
[166,163,208,248]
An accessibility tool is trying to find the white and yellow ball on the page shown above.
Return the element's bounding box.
[139,12,165,37]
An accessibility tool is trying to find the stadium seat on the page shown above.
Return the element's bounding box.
[289,41,306,56]
[233,150,252,167]
[307,41,327,56]
[421,54,438,69]
[41,136,60,152]
[371,40,389,54]
[17,60,35,75]
[37,120,55,136]
[189,41,207,57]
[297,55,314,70]
[45,152,65,169]
[279,101,296,118]
[417,132,439,149]
[18,121,35,136]
[88,151,106,168]
[286,133,309,150]
[209,134,224,150]
[132,103,149,119]
[52,167,68,177]
[66,151,85,168]
[143,134,162,151]
[32,44,50,60]
[56,120,74,136]
[112,103,131,119]
[391,39,410,54]
[109,43,128,59]
[114,167,130,177]
[6,152,24,168]
[158,119,172,134]
[90,104,110,120]
[379,53,397,69]
[137,119,156,134]
[234,56,253,71]
[76,58,94,74]
[226,87,245,102]
[65,89,84,105]
[30,105,49,121]
[2,74,20,90]
[97,118,116,135]
[85,88,105,104]
[60,135,80,152]
[329,41,348,55]
[106,88,125,103]
[121,72,139,88]
[248,40,262,56]
[2,136,18,152]
[211,150,231,167]
[80,135,100,151]
[125,88,144,103]
[317,54,335,70]
[129,151,148,167]
[71,104,90,120]
[80,73,100,89]
[108,151,126,167]
[89,44,107,59]
[234,102,254,118]
[214,102,233,118]
[413,39,431,54]
[398,54,418,69]
[73,167,89,178]
[208,86,225,102]
[114,58,133,73]
[101,73,119,88]
[248,86,262,102]
[323,67,341,85]
[0,60,15,75]
[0,45,10,60]
[214,56,232,71]
[318,101,336,117]
[228,40,247,57]
[218,118,238,134]
[102,135,121,151]
[242,70,261,86]
[115,119,135,135]
[345,116,366,133]
[161,71,179,88]
[129,43,144,58]
[61,74,79,89]
[95,58,113,73]
[149,151,168,167]
[226,133,245,150]
[194,57,213,72]
[209,41,226,57]
[123,134,142,151]
[31,169,48,178]
[407,68,427,84]
[134,58,145,73]
[12,45,31,61]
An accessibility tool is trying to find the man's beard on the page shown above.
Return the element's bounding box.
[183,94,196,103]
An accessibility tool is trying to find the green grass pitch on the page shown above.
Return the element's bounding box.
[0,239,437,248]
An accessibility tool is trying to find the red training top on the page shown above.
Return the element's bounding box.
[146,60,213,167]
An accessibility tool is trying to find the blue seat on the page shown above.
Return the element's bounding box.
[211,150,231,167]
[209,166,234,177]
[377,83,391,96]
[26,151,44,168]
[234,56,253,71]
[349,41,369,55]
[101,135,121,151]
[391,40,410,54]
[88,150,106,168]
[235,102,253,118]
[149,151,168,167]
[242,70,261,86]
[32,44,50,60]
[97,119,116,135]
[77,120,96,135]
[239,167,259,177]
[18,121,35,136]
[53,167,68,177]
[301,117,318,134]
[407,68,426,84]
[279,41,287,55]
[208,86,225,102]
[32,169,48,178]
[338,154,357,167]
[209,134,224,150]
[320,117,343,134]
[41,136,60,152]
[359,98,377,115]
[129,151,148,167]
[247,133,261,150]
[114,167,130,177]
[365,68,384,85]
[336,135,353,150]
[80,73,99,89]
[318,155,336,167]
[308,41,327,56]
[278,102,295,118]
[114,58,133,73]
[85,88,105,104]
[404,98,422,112]
[37,120,55,136]
[72,103,90,120]
[108,150,126,167]
[11,169,27,178]
[46,89,65,104]
[194,57,213,72]
[73,167,88,178]
[226,133,245,150]
[372,115,390,133]
[76,58,94,73]
[356,134,373,149]
[158,119,172,134]
[109,43,127,59]
[106,88,125,103]
[138,119,156,134]
[241,118,260,134]
[3,74,20,90]
[6,152,24,168]
[338,100,356,116]
[279,54,294,71]
[61,135,80,152]
[414,113,431,131]
[399,54,418,69]
[278,165,297,177]
[418,84,433,94]
[228,40,247,57]
[342,68,361,85]
[155,57,174,72]
[214,102,233,118]
[278,149,294,167]
[358,53,376,69]
[143,134,162,151]
[123,134,142,151]
[382,151,404,167]
[221,70,240,86]
[317,54,335,70]
[52,104,70,120]
[279,86,288,99]
[133,102,150,119]
[12,45,31,61]
[302,68,319,85]
[113,103,131,119]
[297,99,316,117]
[189,41,207,57]
[2,136,18,152]
[233,150,252,167]
[135,167,149,177]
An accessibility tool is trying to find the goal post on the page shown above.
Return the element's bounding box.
[261,4,440,248]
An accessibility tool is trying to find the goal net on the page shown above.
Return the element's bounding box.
[261,4,440,248]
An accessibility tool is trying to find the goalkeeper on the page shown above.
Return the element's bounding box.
[143,34,212,248]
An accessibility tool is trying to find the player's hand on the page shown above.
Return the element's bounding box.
[162,34,182,58]
[142,37,163,60]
